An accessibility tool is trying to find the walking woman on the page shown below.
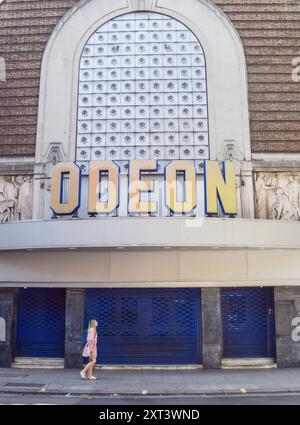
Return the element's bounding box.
[80,319,98,380]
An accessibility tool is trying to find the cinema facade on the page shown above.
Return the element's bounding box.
[0,0,300,369]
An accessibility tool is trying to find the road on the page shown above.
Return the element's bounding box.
[0,393,300,405]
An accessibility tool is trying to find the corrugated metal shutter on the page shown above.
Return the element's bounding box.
[16,288,66,358]
[221,287,276,358]
[85,288,202,365]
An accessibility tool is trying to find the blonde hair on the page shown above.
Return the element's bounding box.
[89,319,98,329]
[89,320,98,338]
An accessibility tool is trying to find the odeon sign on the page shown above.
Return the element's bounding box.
[50,160,237,217]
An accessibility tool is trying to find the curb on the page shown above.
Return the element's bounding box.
[1,387,300,397]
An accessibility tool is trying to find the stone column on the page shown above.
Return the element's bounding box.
[275,287,300,368]
[0,288,18,367]
[240,162,255,219]
[202,288,223,368]
[65,289,85,368]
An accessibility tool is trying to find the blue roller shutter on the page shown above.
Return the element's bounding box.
[16,288,66,358]
[85,288,202,365]
[221,287,276,358]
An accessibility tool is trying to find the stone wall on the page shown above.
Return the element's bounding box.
[202,288,222,369]
[0,0,299,156]
[0,289,18,367]
[275,288,300,368]
[65,289,85,368]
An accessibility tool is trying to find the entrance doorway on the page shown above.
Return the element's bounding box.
[16,288,66,358]
[85,288,202,365]
[221,287,276,361]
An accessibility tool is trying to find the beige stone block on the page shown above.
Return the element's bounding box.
[178,250,248,281]
[247,250,300,281]
[109,250,179,282]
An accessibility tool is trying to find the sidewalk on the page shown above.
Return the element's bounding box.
[1,367,300,396]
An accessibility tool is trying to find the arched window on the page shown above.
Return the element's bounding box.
[76,12,209,175]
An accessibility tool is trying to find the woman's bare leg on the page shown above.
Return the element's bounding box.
[87,359,96,379]
[82,364,89,375]
[82,359,93,375]
[83,356,96,379]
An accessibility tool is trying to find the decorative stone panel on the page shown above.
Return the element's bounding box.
[255,172,300,221]
[0,175,33,222]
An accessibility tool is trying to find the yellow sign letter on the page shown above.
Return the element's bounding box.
[50,162,81,216]
[128,160,157,214]
[165,160,196,214]
[204,161,237,215]
[88,161,119,214]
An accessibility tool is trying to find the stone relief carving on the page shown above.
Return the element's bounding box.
[255,172,300,221]
[0,175,33,222]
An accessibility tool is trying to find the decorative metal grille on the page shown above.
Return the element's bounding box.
[221,288,276,359]
[16,289,66,358]
[76,12,209,175]
[85,288,202,364]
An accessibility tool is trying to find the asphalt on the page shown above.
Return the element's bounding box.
[1,367,300,397]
